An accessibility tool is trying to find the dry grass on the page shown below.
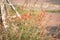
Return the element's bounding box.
[0,4,60,40]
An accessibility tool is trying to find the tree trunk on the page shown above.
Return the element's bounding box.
[0,5,7,40]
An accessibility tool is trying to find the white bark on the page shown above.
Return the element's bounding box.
[1,0,21,28]
[1,4,7,28]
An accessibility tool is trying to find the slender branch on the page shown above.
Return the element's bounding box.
[6,0,21,18]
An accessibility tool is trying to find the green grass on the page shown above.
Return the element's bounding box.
[2,5,59,40]
[46,10,60,13]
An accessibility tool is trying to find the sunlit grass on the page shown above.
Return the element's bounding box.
[1,4,60,40]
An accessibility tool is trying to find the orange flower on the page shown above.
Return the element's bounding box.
[21,13,32,20]
[37,10,46,18]
[28,15,32,19]
[21,14,28,20]
[35,10,46,24]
